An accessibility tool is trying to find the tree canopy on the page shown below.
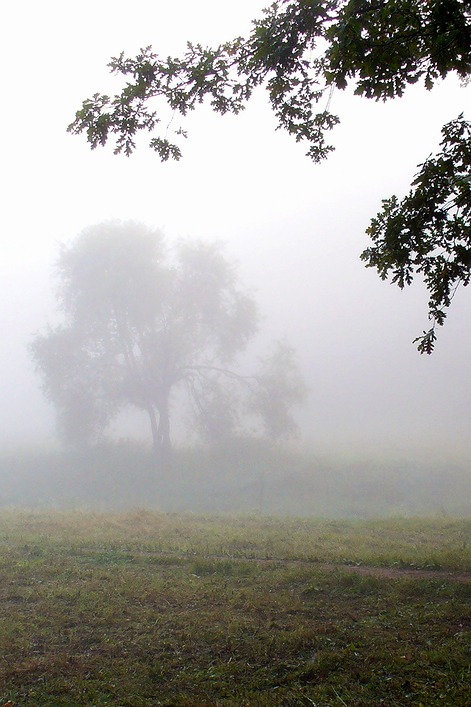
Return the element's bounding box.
[68,0,470,352]
[31,222,306,460]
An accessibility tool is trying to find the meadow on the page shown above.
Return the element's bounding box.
[0,510,470,705]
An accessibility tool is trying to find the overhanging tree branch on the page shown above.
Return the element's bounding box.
[68,1,471,350]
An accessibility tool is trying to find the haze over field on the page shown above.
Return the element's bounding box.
[1,0,470,473]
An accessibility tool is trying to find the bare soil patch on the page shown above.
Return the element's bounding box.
[313,561,471,583]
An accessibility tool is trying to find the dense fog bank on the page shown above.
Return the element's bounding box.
[1,442,469,518]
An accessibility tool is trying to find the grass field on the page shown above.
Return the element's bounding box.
[0,511,470,705]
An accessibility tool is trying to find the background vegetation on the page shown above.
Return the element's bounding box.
[1,441,470,517]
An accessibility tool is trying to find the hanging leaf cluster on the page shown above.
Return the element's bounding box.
[68,0,470,163]
[362,115,470,353]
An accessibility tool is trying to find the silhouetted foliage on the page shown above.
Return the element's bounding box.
[362,116,470,353]
[68,0,471,351]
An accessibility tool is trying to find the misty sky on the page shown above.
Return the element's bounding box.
[1,0,470,459]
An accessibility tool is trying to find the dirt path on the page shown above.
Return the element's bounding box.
[125,549,471,583]
[310,561,471,583]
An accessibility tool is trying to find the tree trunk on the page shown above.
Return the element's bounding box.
[146,398,171,470]
[157,395,171,463]
[147,405,161,460]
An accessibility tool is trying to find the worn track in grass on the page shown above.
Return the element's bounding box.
[92,547,471,583]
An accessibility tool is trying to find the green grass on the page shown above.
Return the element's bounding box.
[0,512,470,705]
[1,511,470,570]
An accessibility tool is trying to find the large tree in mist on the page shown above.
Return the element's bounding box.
[68,0,470,352]
[31,222,306,461]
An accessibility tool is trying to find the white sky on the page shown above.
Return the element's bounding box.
[1,0,470,459]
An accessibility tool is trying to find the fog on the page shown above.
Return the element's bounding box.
[1,0,470,513]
